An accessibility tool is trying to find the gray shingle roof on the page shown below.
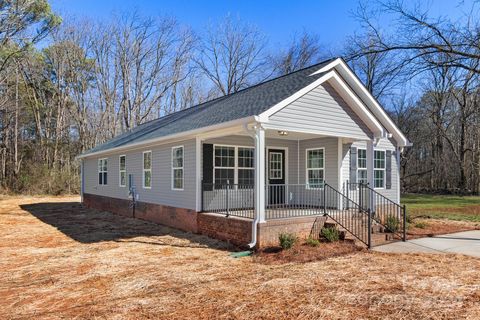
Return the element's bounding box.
[83,58,335,156]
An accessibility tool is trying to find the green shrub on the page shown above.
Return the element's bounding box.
[278,233,298,250]
[386,216,400,232]
[305,236,321,247]
[321,227,339,242]
[414,222,427,229]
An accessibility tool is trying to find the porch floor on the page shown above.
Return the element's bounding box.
[204,207,364,220]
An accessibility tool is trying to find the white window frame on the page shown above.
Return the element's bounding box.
[305,147,325,189]
[172,146,184,191]
[238,146,255,186]
[143,150,152,189]
[98,158,108,186]
[268,151,283,180]
[119,155,126,187]
[213,144,255,186]
[357,148,368,185]
[374,149,386,189]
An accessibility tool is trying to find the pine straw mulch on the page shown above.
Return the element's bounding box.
[408,218,480,239]
[1,196,480,319]
[254,241,365,264]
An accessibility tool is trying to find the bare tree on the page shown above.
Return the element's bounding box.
[351,0,480,74]
[194,16,269,96]
[113,12,196,130]
[272,30,323,75]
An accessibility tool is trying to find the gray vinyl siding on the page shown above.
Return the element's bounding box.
[299,137,339,189]
[83,138,197,210]
[341,138,400,203]
[203,135,299,185]
[268,82,373,140]
[203,135,339,189]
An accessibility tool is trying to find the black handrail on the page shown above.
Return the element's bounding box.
[323,183,371,247]
[344,181,407,241]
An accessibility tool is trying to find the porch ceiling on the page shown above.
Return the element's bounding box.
[234,129,360,142]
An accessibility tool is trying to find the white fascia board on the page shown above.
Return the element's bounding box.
[77,116,257,159]
[312,58,410,147]
[259,70,385,139]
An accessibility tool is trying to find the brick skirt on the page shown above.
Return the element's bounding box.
[83,193,321,248]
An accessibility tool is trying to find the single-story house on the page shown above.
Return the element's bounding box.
[78,57,410,248]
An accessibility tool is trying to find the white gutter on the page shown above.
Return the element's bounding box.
[76,116,258,160]
[243,123,260,249]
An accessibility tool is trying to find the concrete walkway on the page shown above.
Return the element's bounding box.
[373,230,480,258]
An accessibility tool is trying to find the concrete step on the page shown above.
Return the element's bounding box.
[321,218,398,248]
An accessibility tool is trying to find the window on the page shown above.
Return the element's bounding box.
[374,150,386,189]
[98,158,108,185]
[214,146,235,186]
[213,145,255,187]
[269,152,283,179]
[306,148,324,188]
[238,147,254,186]
[119,155,126,187]
[357,149,367,184]
[172,146,184,190]
[143,151,152,188]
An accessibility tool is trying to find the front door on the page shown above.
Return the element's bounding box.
[267,149,285,205]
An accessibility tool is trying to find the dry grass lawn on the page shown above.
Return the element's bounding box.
[1,196,480,319]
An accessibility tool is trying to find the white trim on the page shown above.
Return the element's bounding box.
[195,137,202,211]
[357,148,368,184]
[171,145,184,191]
[373,149,386,190]
[396,147,401,203]
[356,147,386,189]
[305,147,325,189]
[311,58,410,147]
[98,158,108,186]
[266,146,289,185]
[259,70,385,139]
[78,116,258,159]
[254,126,266,223]
[119,155,126,187]
[142,150,152,189]
[212,144,255,186]
[268,151,283,180]
[337,138,343,191]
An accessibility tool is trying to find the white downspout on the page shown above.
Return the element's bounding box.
[244,123,265,249]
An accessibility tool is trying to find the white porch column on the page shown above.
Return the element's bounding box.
[337,138,343,210]
[195,136,202,212]
[255,126,266,223]
[366,140,375,212]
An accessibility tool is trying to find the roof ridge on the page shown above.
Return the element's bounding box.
[130,57,337,129]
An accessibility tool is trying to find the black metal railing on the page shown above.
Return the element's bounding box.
[265,183,325,219]
[323,183,370,246]
[343,181,407,241]
[201,180,406,247]
[201,182,254,218]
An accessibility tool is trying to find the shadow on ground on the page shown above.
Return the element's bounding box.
[20,202,233,250]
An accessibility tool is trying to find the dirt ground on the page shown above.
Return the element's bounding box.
[408,218,480,239]
[1,196,480,320]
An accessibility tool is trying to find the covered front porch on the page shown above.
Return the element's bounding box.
[197,126,403,246]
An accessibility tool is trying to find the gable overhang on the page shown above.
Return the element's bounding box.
[310,58,411,147]
[258,70,387,141]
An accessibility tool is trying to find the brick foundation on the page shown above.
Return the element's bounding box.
[258,216,327,247]
[83,193,198,233]
[83,193,324,248]
[197,212,252,246]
